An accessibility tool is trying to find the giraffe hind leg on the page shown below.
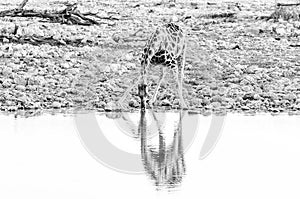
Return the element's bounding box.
[164,52,188,109]
[177,74,187,109]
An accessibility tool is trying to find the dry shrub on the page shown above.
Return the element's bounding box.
[270,5,300,21]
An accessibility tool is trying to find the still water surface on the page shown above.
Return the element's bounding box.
[0,111,300,198]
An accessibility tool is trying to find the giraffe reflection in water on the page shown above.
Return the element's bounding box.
[105,109,188,189]
[138,110,186,189]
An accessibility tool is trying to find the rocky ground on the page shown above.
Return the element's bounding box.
[0,0,300,116]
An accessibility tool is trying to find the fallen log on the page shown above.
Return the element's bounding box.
[0,0,100,26]
[276,3,300,7]
[207,12,236,18]
[290,44,300,47]
[0,34,91,47]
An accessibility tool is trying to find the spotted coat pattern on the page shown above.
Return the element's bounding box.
[140,23,186,72]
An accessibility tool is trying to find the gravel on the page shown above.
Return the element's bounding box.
[0,0,300,116]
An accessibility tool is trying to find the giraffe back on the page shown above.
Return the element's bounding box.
[140,23,186,68]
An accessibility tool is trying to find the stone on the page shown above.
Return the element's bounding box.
[253,93,261,100]
[124,53,134,61]
[7,106,17,111]
[15,85,26,91]
[211,95,223,103]
[61,62,71,69]
[128,99,139,108]
[14,75,27,86]
[32,102,41,109]
[211,101,221,109]
[285,93,297,101]
[276,27,286,35]
[3,38,9,43]
[161,99,171,106]
[52,101,62,109]
[107,63,121,73]
[2,79,12,88]
[241,105,250,110]
[125,63,136,70]
[2,66,12,77]
[104,101,118,111]
[243,93,255,100]
[64,52,73,61]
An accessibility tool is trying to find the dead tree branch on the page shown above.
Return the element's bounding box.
[18,0,29,10]
[290,44,300,47]
[268,2,300,21]
[0,34,92,47]
[206,12,236,18]
[0,1,100,25]
[276,3,300,7]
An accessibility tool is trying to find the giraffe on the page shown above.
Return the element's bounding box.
[118,22,188,110]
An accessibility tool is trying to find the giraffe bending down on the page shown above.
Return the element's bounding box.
[118,22,188,109]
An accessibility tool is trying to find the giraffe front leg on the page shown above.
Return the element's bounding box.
[176,66,188,110]
[177,78,188,109]
[117,75,142,110]
[149,67,165,108]
[176,49,188,110]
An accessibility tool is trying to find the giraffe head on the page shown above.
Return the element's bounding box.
[138,83,148,110]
